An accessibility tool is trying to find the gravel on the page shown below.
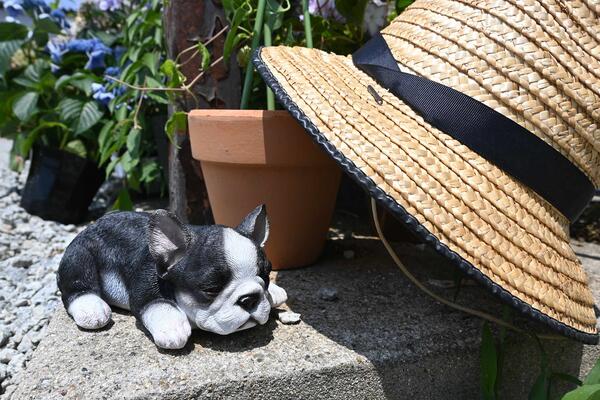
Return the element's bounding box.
[0,164,85,399]
[318,287,339,302]
[277,311,302,324]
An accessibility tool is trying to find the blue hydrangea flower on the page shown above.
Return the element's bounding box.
[57,0,79,11]
[96,0,121,11]
[91,83,115,106]
[113,46,126,63]
[50,9,70,29]
[104,66,120,77]
[307,0,344,22]
[23,0,51,13]
[86,49,107,69]
[47,38,67,64]
[3,0,25,18]
[65,38,112,70]
[66,38,97,53]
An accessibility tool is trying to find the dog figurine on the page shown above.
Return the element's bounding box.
[57,205,287,349]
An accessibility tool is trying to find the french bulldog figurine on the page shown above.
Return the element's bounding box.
[57,205,288,349]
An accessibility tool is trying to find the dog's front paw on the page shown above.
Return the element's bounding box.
[267,282,288,308]
[142,302,191,350]
[68,293,112,330]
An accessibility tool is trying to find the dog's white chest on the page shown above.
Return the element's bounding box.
[100,270,130,310]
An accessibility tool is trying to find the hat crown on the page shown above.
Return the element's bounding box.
[382,0,600,187]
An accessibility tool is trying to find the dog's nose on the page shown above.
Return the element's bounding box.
[237,294,259,311]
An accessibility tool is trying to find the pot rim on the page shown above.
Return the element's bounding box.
[188,109,339,167]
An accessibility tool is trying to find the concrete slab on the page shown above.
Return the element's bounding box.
[9,239,600,399]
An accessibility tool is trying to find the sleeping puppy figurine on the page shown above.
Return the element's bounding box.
[57,205,287,349]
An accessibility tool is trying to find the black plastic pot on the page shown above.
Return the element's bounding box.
[20,146,105,224]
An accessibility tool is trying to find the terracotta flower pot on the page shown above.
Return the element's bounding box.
[188,110,341,270]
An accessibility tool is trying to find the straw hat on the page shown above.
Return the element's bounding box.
[253,0,600,343]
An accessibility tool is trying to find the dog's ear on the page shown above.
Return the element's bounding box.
[148,210,191,278]
[236,204,269,248]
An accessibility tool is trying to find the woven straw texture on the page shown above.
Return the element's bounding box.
[256,0,600,340]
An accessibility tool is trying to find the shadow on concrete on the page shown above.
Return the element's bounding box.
[111,306,277,356]
[274,237,584,399]
[576,252,600,262]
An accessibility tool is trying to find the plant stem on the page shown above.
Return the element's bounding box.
[104,55,223,93]
[240,0,267,110]
[301,0,313,49]
[263,22,274,110]
[175,25,229,65]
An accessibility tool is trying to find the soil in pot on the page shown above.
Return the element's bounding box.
[20,146,105,224]
[189,109,342,269]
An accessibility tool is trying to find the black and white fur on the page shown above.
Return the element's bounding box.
[57,205,287,349]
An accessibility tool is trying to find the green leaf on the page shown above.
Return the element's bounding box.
[55,72,97,95]
[35,17,62,34]
[126,127,141,156]
[265,0,290,32]
[32,30,49,47]
[335,0,369,26]
[197,42,211,71]
[120,151,139,173]
[529,336,551,400]
[94,31,118,47]
[24,60,48,82]
[529,371,551,400]
[112,188,134,211]
[562,384,600,400]
[164,111,187,143]
[12,92,39,121]
[223,1,252,61]
[0,22,28,41]
[59,98,103,134]
[64,139,87,158]
[105,153,121,177]
[395,0,414,13]
[70,78,95,96]
[77,101,103,134]
[140,159,160,183]
[146,92,169,104]
[115,104,128,121]
[160,59,184,88]
[141,52,159,75]
[12,76,39,89]
[121,60,143,82]
[480,323,497,400]
[585,358,600,385]
[20,121,68,155]
[0,40,22,75]
[59,98,83,122]
[98,120,115,148]
[553,373,583,387]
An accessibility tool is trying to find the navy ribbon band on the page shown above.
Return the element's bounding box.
[352,34,595,222]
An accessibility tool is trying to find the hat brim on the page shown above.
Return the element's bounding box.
[253,46,599,344]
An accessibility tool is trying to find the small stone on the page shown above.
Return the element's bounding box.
[0,348,17,364]
[63,224,76,232]
[11,254,34,268]
[318,287,339,301]
[21,239,36,250]
[0,223,12,233]
[7,353,26,373]
[17,333,33,353]
[277,311,301,325]
[0,330,8,347]
[0,363,7,380]
[14,299,29,307]
[343,250,355,259]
